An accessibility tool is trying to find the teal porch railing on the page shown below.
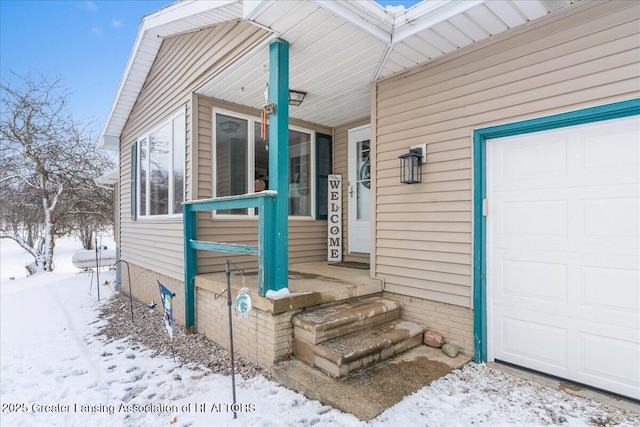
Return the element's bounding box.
[183,39,291,330]
[183,191,285,329]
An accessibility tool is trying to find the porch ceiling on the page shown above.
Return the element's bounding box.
[99,0,582,149]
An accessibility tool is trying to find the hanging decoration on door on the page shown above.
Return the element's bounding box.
[359,152,371,189]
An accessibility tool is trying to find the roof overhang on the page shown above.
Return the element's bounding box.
[99,0,582,150]
[95,169,119,188]
[98,0,243,149]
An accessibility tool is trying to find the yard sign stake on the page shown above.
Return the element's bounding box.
[225,260,238,419]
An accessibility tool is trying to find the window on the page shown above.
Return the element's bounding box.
[136,110,185,217]
[288,129,312,216]
[215,114,248,215]
[213,110,318,217]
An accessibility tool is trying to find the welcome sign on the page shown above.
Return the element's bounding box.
[327,174,342,262]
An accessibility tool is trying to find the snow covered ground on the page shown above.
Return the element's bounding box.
[1,237,638,426]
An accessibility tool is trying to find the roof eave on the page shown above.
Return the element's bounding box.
[392,0,484,44]
[313,0,393,44]
[97,0,241,150]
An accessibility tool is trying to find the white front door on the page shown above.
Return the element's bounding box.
[348,125,371,254]
[487,115,640,399]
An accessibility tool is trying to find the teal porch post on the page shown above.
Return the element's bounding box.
[268,39,289,292]
[183,203,197,330]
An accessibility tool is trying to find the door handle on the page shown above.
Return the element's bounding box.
[349,184,354,197]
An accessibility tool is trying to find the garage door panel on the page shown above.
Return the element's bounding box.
[496,310,569,370]
[491,195,570,251]
[579,122,639,177]
[575,261,639,331]
[494,135,568,190]
[492,249,572,308]
[494,309,640,398]
[492,191,638,255]
[580,265,639,314]
[492,190,570,252]
[490,117,639,191]
[499,258,568,303]
[504,200,568,241]
[579,196,639,251]
[578,331,640,397]
[488,114,639,399]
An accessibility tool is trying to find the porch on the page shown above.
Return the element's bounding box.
[194,261,381,315]
[192,260,384,369]
[181,32,420,380]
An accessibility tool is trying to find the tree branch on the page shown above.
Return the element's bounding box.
[0,231,37,258]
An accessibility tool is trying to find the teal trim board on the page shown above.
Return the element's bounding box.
[472,98,640,363]
[183,202,197,329]
[268,39,290,293]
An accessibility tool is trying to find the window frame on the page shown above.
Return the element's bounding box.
[135,108,186,219]
[315,132,333,220]
[212,108,316,220]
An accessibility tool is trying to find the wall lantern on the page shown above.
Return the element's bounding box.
[399,147,424,184]
[289,89,307,106]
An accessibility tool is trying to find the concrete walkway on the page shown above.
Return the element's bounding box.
[271,345,471,420]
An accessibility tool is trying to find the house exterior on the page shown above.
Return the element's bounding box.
[99,0,639,400]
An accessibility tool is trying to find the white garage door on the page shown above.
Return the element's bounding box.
[487,114,640,400]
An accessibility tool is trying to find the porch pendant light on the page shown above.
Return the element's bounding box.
[288,89,307,106]
[399,147,423,184]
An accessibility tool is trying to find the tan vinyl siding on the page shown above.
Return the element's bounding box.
[119,21,270,281]
[333,117,371,264]
[374,0,640,308]
[194,95,332,273]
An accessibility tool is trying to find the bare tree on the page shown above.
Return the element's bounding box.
[71,180,114,250]
[0,71,114,273]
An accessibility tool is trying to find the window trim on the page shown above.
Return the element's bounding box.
[135,108,186,219]
[212,108,316,220]
[130,142,137,221]
[315,132,333,220]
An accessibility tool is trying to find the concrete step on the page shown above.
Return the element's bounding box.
[295,319,426,377]
[271,346,471,421]
[293,297,400,345]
